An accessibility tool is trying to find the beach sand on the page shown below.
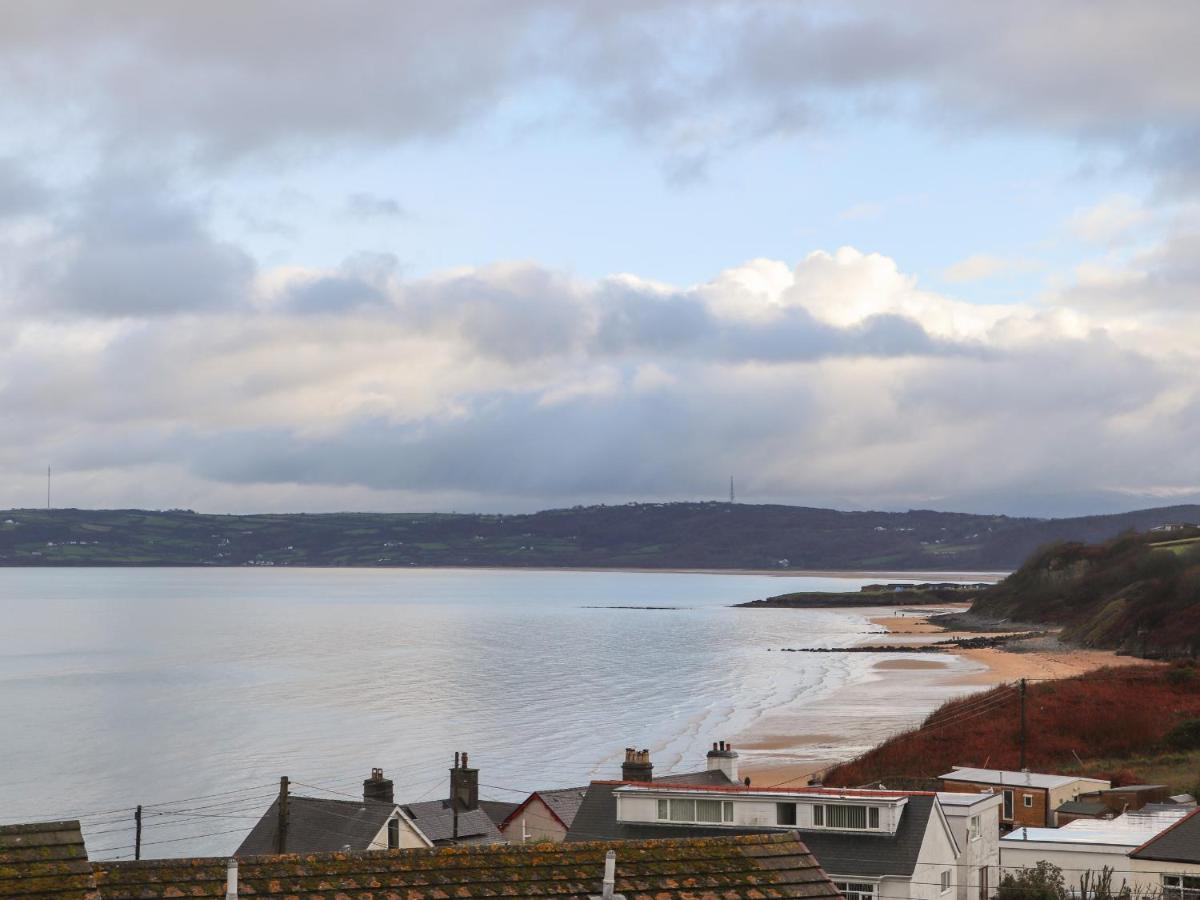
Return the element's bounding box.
[735,604,1156,785]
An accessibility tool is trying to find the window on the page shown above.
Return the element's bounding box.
[968,814,981,841]
[1163,876,1200,900]
[387,817,400,849]
[777,803,797,825]
[1023,794,1034,808]
[834,882,877,900]
[810,804,880,830]
[655,797,733,824]
[1002,790,1014,819]
[940,870,952,894]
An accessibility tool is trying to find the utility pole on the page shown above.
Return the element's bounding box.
[46,465,51,510]
[276,776,289,854]
[729,476,735,504]
[134,805,142,860]
[1018,679,1027,770]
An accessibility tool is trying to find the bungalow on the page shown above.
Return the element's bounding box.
[1129,807,1200,900]
[999,806,1191,894]
[939,767,1110,829]
[1055,784,1172,825]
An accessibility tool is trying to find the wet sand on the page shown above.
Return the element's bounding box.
[735,604,1154,785]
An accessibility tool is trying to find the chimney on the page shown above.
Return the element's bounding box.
[225,858,238,900]
[621,748,653,783]
[450,751,479,812]
[706,740,739,783]
[602,849,616,900]
[364,767,394,804]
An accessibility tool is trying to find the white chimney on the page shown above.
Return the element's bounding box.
[225,858,238,900]
[706,740,739,782]
[602,849,616,900]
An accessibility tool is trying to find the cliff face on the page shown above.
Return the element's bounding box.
[969,531,1200,655]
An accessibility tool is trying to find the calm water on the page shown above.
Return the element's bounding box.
[0,567,974,857]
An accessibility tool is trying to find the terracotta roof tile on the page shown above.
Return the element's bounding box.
[0,820,101,900]
[93,831,840,899]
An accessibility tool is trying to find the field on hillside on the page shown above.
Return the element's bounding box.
[823,664,1200,792]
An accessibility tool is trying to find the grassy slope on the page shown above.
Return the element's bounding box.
[2,503,1199,570]
[824,664,1200,792]
[967,529,1200,655]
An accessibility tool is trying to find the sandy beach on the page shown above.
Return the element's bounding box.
[735,604,1156,787]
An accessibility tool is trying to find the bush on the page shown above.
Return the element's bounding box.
[997,862,1068,900]
[1164,719,1200,751]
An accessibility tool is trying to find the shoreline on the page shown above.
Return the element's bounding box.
[0,563,1011,579]
[735,604,1155,786]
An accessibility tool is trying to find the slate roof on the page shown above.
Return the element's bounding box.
[501,786,591,832]
[478,800,519,828]
[93,832,841,899]
[567,780,938,879]
[0,820,100,900]
[400,799,502,844]
[1130,807,1200,864]
[234,796,398,856]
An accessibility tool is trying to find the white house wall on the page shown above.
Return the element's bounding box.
[1000,843,1155,895]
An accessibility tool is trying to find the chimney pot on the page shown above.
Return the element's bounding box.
[225,858,238,900]
[462,752,469,769]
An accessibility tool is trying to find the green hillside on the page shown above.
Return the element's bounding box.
[1,502,1198,571]
[968,527,1200,655]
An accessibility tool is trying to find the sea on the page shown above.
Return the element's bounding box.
[0,567,994,858]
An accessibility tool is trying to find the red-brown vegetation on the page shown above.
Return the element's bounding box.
[824,663,1200,787]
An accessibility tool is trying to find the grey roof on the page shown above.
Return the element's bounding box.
[535,786,591,828]
[400,799,503,844]
[234,796,397,856]
[565,780,938,880]
[0,820,99,899]
[478,799,519,827]
[1055,800,1109,817]
[941,767,1108,791]
[1131,808,1200,864]
[787,796,936,879]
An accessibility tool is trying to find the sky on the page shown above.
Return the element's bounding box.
[1,1,1198,517]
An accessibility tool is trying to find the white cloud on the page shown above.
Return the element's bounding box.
[1067,194,1151,245]
[942,254,1043,284]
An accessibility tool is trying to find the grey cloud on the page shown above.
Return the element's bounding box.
[24,171,254,316]
[2,2,1198,186]
[345,192,408,220]
[283,252,398,314]
[1058,228,1200,313]
[0,158,50,217]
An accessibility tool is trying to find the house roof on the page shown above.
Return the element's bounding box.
[1003,808,1190,848]
[613,780,931,799]
[501,786,591,832]
[941,767,1109,791]
[93,832,842,899]
[234,796,398,856]
[399,799,502,844]
[1054,800,1109,817]
[0,820,100,900]
[1131,807,1200,864]
[566,780,938,879]
[477,799,519,827]
[936,792,1004,810]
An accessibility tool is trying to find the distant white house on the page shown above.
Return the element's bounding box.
[938,791,1003,900]
[1000,807,1191,895]
[611,782,963,900]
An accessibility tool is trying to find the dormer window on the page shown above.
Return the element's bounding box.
[656,797,734,824]
[812,804,880,830]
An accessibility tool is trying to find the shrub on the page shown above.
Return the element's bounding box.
[1164,719,1200,751]
[997,862,1068,900]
